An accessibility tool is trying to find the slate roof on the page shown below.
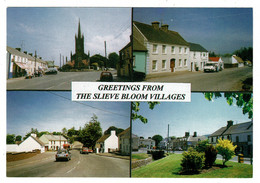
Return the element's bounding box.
[189,42,208,52]
[41,134,67,141]
[133,37,147,52]
[96,134,110,143]
[210,121,253,137]
[187,135,207,142]
[134,21,189,46]
[118,127,130,137]
[31,136,45,146]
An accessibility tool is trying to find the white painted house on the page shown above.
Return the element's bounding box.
[39,134,68,151]
[133,21,190,75]
[189,42,209,71]
[6,134,45,153]
[96,130,118,153]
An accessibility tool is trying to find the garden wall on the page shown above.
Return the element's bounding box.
[131,157,153,169]
[6,149,41,162]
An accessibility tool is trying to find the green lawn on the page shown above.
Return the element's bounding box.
[132,153,150,160]
[132,154,253,178]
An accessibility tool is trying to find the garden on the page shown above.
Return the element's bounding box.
[132,139,253,178]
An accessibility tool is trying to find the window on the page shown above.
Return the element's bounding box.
[193,52,196,58]
[179,47,182,54]
[179,59,182,67]
[247,135,252,142]
[171,46,175,54]
[184,59,187,66]
[133,56,136,67]
[162,60,166,69]
[152,44,158,53]
[162,45,166,54]
[152,60,157,71]
[236,136,239,143]
[184,47,187,54]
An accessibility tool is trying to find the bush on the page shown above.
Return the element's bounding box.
[151,150,165,160]
[195,139,209,153]
[216,139,237,166]
[181,148,204,173]
[204,144,218,167]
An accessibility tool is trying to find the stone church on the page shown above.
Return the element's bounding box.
[69,20,90,69]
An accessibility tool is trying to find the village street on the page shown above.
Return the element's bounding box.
[7,150,130,177]
[7,70,118,90]
[145,67,252,92]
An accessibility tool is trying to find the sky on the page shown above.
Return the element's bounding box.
[7,91,131,137]
[7,7,131,66]
[133,8,253,55]
[132,93,251,139]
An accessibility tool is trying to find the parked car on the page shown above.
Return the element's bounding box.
[45,68,58,75]
[80,147,89,154]
[100,71,113,81]
[55,149,71,161]
[204,63,217,72]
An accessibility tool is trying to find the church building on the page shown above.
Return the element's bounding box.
[69,20,90,69]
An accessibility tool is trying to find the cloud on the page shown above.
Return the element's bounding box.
[18,23,36,34]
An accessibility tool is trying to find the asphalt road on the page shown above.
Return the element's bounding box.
[146,67,252,92]
[7,70,117,90]
[7,150,130,177]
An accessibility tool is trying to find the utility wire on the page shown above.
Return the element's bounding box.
[47,91,130,118]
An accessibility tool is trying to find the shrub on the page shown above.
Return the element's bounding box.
[204,144,218,167]
[181,148,204,173]
[195,139,209,153]
[216,139,237,166]
[151,150,165,160]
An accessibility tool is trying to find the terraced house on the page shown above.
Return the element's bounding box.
[133,21,191,76]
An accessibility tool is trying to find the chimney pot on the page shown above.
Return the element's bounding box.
[151,21,160,30]
[161,24,169,32]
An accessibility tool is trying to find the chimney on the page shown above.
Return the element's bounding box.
[161,24,169,32]
[148,137,151,139]
[111,130,116,136]
[185,132,190,137]
[24,51,27,54]
[151,21,160,30]
[29,53,33,56]
[15,48,21,52]
[193,132,197,137]
[227,120,233,128]
[31,133,37,138]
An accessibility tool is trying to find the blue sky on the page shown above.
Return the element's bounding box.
[133,8,253,54]
[7,7,131,66]
[7,91,131,137]
[132,93,251,139]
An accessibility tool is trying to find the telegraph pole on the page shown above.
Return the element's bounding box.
[167,124,169,154]
[104,41,107,69]
[60,54,61,69]
[34,50,37,74]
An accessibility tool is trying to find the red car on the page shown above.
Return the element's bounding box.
[100,71,113,82]
[80,147,89,154]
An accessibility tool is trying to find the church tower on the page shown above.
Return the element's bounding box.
[75,19,84,68]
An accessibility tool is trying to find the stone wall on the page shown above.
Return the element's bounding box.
[131,157,153,169]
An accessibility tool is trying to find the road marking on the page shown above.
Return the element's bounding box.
[66,167,76,174]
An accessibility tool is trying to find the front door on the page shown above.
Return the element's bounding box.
[170,59,175,72]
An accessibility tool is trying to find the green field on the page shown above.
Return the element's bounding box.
[132,153,150,160]
[132,154,253,178]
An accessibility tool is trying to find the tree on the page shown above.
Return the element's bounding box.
[233,47,253,63]
[104,126,124,136]
[6,134,15,144]
[24,128,39,140]
[216,139,237,166]
[62,127,68,136]
[78,114,102,150]
[152,134,163,147]
[132,102,160,123]
[204,92,253,119]
[90,54,106,68]
[15,135,22,142]
[108,52,119,68]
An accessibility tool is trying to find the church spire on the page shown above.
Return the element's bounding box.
[78,19,81,38]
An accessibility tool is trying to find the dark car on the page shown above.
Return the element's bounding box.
[100,71,113,81]
[55,149,71,161]
[45,68,58,75]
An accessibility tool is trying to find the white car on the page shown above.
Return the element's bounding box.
[204,63,217,72]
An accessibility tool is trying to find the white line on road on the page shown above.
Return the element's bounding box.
[66,160,80,174]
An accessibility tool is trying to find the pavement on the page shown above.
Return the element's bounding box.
[95,152,130,160]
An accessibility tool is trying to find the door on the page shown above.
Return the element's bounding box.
[170,59,175,72]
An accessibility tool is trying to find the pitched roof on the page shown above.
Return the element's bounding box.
[41,134,67,141]
[31,136,45,146]
[223,121,252,135]
[133,37,147,52]
[233,55,244,63]
[134,21,189,46]
[96,134,110,143]
[187,135,207,142]
[209,57,221,62]
[118,127,130,137]
[189,42,208,52]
